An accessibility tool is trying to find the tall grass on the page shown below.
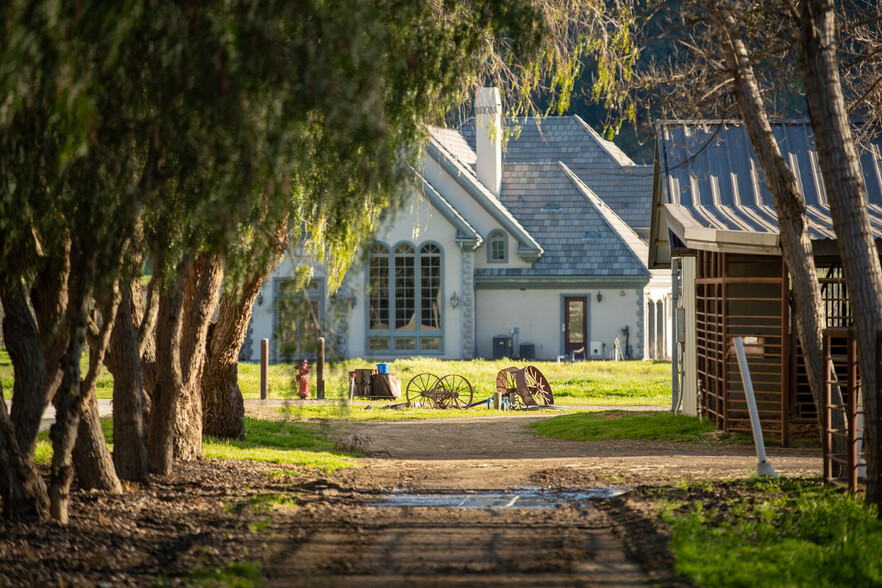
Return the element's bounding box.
[663,478,882,586]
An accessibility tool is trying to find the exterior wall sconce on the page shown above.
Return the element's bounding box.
[350,295,357,309]
[257,293,264,307]
[596,292,602,303]
[450,291,460,308]
[620,289,626,297]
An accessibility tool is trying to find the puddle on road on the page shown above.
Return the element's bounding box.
[370,487,629,510]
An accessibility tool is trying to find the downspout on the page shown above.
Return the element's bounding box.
[671,259,680,412]
[461,245,466,359]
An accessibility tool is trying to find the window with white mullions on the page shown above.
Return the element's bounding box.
[394,243,416,330]
[274,278,323,363]
[368,243,390,331]
[420,243,441,330]
[367,241,444,354]
[488,229,507,262]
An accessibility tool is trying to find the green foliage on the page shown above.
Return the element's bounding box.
[189,560,262,588]
[662,479,882,587]
[529,411,717,442]
[223,493,297,516]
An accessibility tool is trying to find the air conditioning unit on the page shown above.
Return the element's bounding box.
[590,341,603,358]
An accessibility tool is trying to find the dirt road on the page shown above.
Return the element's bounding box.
[266,413,822,587]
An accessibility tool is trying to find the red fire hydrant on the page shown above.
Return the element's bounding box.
[296,359,310,399]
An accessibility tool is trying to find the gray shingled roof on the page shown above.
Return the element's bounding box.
[475,163,649,278]
[460,116,653,231]
[427,126,476,167]
[657,122,882,240]
[426,138,543,259]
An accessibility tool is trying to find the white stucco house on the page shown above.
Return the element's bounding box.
[240,89,670,363]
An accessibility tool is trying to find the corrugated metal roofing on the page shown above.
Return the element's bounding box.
[658,122,882,239]
[460,116,654,231]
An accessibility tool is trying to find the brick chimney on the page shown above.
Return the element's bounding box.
[475,87,502,197]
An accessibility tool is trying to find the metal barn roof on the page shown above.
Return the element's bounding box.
[649,121,882,268]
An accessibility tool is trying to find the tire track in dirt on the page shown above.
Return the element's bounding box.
[267,413,821,586]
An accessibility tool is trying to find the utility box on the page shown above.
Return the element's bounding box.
[519,342,535,360]
[590,341,603,358]
[493,335,513,359]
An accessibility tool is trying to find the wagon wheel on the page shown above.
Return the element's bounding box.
[406,373,441,406]
[438,374,474,410]
[496,367,523,408]
[515,365,554,406]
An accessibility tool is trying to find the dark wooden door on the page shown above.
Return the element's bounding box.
[564,297,587,356]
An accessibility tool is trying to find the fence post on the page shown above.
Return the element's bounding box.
[260,338,269,400]
[317,337,325,400]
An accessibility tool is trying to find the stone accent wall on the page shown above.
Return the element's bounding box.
[635,288,644,360]
[462,249,476,359]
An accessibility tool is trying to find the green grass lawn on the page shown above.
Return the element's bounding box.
[33,417,356,473]
[1,349,671,405]
[0,349,114,399]
[529,411,719,443]
[240,356,672,405]
[659,478,882,587]
[276,400,570,422]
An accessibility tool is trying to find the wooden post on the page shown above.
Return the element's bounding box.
[316,337,325,400]
[260,338,269,400]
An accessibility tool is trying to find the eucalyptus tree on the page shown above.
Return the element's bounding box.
[0,0,636,520]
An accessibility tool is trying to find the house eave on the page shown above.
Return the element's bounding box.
[663,205,782,257]
[475,275,650,290]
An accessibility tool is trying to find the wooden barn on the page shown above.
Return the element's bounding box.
[650,121,882,445]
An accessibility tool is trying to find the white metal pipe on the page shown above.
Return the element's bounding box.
[733,336,778,477]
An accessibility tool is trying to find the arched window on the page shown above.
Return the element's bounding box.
[488,229,506,263]
[366,241,444,354]
[421,244,442,330]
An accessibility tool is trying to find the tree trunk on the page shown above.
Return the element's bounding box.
[146,271,187,475]
[105,281,149,482]
[72,384,122,493]
[202,278,261,439]
[800,0,882,505]
[73,293,122,493]
[202,215,288,439]
[138,276,159,398]
[709,4,831,438]
[0,277,50,465]
[174,254,224,461]
[0,381,49,520]
[30,239,71,413]
[49,299,89,524]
